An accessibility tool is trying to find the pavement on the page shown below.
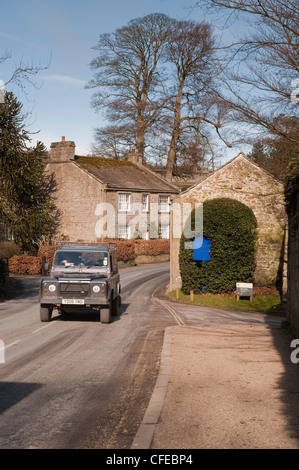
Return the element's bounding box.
[131,304,299,450]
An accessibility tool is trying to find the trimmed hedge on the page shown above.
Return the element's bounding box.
[115,240,135,262]
[9,239,170,274]
[134,239,169,256]
[9,256,42,275]
[179,198,257,294]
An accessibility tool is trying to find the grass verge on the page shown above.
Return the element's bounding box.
[168,289,283,316]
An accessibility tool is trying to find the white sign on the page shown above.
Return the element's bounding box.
[236,283,253,289]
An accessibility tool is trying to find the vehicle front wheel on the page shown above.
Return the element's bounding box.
[100,302,112,324]
[40,304,53,322]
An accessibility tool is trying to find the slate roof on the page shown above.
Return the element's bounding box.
[75,156,179,194]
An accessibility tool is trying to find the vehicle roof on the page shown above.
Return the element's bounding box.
[55,245,113,252]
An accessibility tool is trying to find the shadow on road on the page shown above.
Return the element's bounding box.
[0,381,42,414]
[52,303,130,323]
[270,326,299,444]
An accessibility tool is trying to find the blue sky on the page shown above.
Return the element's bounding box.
[0,0,247,163]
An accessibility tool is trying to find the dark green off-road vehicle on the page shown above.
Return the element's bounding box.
[39,244,121,324]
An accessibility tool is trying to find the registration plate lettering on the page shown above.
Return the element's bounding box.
[62,299,85,305]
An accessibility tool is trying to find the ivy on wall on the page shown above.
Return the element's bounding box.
[179,198,257,294]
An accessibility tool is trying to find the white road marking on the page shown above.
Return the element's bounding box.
[156,298,186,326]
[32,322,56,334]
[0,340,21,351]
[152,285,185,326]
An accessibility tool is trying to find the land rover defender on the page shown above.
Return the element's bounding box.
[39,243,121,324]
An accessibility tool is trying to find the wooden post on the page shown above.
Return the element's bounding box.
[237,295,240,302]
[176,288,179,300]
[190,290,194,303]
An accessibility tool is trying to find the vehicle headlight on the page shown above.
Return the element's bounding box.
[48,284,56,292]
[93,285,100,293]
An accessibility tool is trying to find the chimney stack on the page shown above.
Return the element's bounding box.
[49,138,75,163]
[127,149,143,166]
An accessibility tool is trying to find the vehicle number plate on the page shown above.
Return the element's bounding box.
[62,299,85,305]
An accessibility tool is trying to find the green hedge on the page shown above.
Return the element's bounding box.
[179,198,257,294]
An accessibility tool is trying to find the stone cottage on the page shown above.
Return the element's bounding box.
[170,152,287,291]
[47,138,179,242]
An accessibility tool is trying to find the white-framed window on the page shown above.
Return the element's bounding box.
[142,194,149,212]
[141,230,149,240]
[158,195,170,213]
[118,193,131,212]
[159,224,169,239]
[118,224,130,239]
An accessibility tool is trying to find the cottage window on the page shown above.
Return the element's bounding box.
[142,194,149,212]
[159,224,169,239]
[118,193,131,212]
[118,224,130,239]
[141,230,149,240]
[159,195,170,213]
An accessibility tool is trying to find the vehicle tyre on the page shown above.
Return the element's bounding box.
[112,295,119,317]
[40,304,52,322]
[100,302,112,324]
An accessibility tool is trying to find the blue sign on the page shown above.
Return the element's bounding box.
[193,236,211,261]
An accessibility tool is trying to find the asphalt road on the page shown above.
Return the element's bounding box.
[0,262,175,449]
[0,262,288,450]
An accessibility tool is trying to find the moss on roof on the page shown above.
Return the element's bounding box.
[74,156,179,193]
[75,156,143,171]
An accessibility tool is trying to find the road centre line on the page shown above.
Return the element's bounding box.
[32,322,57,334]
[0,323,57,359]
[121,272,142,280]
[0,340,21,352]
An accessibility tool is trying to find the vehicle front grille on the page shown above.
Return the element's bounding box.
[59,283,90,298]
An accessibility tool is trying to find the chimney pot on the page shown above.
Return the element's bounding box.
[62,136,65,142]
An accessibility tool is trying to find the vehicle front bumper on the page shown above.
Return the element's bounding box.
[40,295,110,307]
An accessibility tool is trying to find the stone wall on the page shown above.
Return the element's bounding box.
[47,159,105,241]
[170,153,287,291]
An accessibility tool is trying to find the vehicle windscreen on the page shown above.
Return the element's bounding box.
[53,251,109,268]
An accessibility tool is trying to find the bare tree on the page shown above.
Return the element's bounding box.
[91,124,135,159]
[0,51,48,101]
[87,13,172,161]
[197,0,299,146]
[248,116,299,181]
[162,20,228,180]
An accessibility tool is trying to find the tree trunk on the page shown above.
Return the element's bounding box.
[136,100,146,162]
[165,85,184,181]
